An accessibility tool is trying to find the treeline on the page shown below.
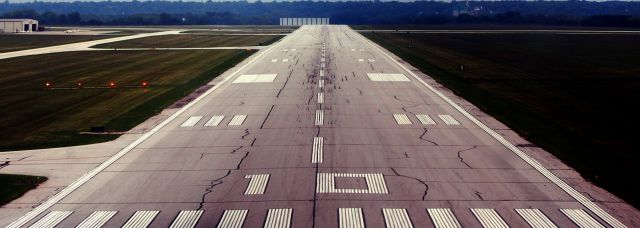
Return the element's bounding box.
[1,1,640,27]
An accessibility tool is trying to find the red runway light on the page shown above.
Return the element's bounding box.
[77,82,83,88]
[141,81,149,87]
[108,81,116,88]
[44,82,52,88]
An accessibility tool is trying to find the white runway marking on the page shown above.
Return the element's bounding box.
[271,59,278,62]
[291,48,296,51]
[368,59,375,62]
[367,73,411,82]
[204,115,225,127]
[358,59,364,62]
[282,58,289,62]
[321,63,325,68]
[393,114,412,125]
[351,48,356,51]
[228,115,247,126]
[357,29,626,228]
[316,173,389,194]
[318,92,324,104]
[75,211,117,228]
[170,210,203,228]
[264,209,293,228]
[560,209,605,228]
[312,137,324,163]
[339,208,365,228]
[321,58,325,62]
[122,211,160,228]
[319,79,324,88]
[383,208,414,228]
[29,211,73,228]
[217,210,248,228]
[359,49,364,52]
[233,74,278,83]
[515,209,557,228]
[470,208,509,228]
[427,208,461,228]
[180,116,203,127]
[320,70,324,77]
[244,174,270,195]
[415,114,436,125]
[315,110,324,125]
[438,114,460,125]
[283,49,288,52]
[5,29,298,228]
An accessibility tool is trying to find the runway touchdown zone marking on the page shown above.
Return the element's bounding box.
[228,115,247,126]
[170,210,203,228]
[393,114,412,125]
[180,116,203,127]
[75,211,117,228]
[427,208,462,228]
[122,211,159,228]
[383,208,414,228]
[339,208,365,228]
[316,173,389,194]
[244,174,270,195]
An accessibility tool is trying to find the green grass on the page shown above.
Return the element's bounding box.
[364,32,640,208]
[93,34,283,48]
[0,173,47,206]
[0,35,116,53]
[0,49,254,151]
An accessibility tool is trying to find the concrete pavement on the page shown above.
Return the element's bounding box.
[2,25,639,228]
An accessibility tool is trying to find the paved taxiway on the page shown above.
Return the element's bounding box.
[3,25,640,228]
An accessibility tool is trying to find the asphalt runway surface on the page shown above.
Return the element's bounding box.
[4,25,637,228]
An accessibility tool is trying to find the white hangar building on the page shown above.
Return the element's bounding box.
[0,19,39,33]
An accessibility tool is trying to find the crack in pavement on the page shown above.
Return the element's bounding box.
[197,169,231,210]
[457,146,477,168]
[241,129,251,140]
[277,71,294,98]
[260,105,275,129]
[474,190,485,201]
[0,161,9,170]
[419,128,438,146]
[391,168,429,200]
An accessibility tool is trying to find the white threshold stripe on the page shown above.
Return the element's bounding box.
[28,211,73,228]
[515,209,557,228]
[339,208,365,228]
[318,92,324,104]
[204,115,225,127]
[5,27,299,228]
[264,209,293,228]
[560,209,605,228]
[170,210,203,228]
[180,116,203,127]
[244,174,270,195]
[383,208,414,228]
[470,208,509,228]
[438,114,460,125]
[416,114,436,125]
[427,208,461,228]
[312,137,323,163]
[217,210,248,228]
[228,115,247,126]
[393,114,412,125]
[355,26,626,228]
[315,110,324,125]
[122,211,160,228]
[75,211,117,228]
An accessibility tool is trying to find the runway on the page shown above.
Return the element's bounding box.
[5,25,637,228]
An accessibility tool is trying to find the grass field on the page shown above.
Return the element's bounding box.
[364,32,640,208]
[0,174,47,206]
[0,35,116,53]
[0,49,253,151]
[93,34,283,48]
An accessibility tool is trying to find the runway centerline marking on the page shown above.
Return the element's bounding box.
[315,110,324,126]
[355,26,626,228]
[312,137,324,163]
[318,92,324,104]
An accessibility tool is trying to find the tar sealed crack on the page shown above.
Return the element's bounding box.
[419,128,438,146]
[197,169,231,210]
[457,146,476,168]
[474,190,485,201]
[391,168,429,200]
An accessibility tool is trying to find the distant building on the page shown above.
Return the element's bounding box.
[0,19,39,33]
[280,18,330,26]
